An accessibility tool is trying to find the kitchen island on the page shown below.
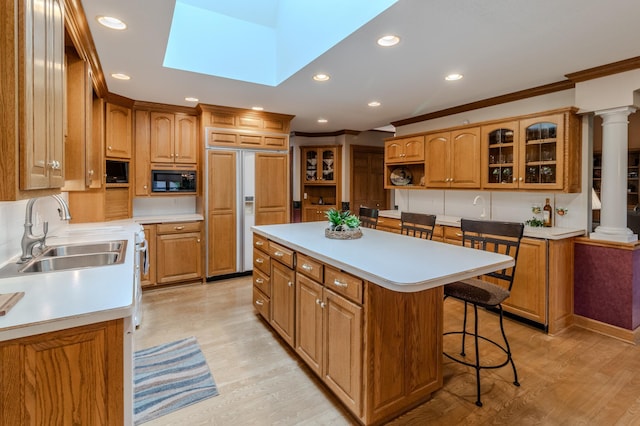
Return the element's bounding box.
[252,222,514,425]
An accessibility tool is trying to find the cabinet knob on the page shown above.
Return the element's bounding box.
[519,177,524,181]
[88,169,94,176]
[256,278,264,284]
[256,258,264,264]
[143,185,148,189]
[255,241,264,246]
[255,299,264,306]
[288,281,293,287]
[512,177,517,182]
[108,146,112,151]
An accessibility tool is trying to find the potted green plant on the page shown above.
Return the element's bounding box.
[325,209,362,239]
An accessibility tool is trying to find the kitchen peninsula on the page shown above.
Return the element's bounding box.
[251,222,513,425]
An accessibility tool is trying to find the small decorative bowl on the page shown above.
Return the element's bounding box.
[556,208,568,216]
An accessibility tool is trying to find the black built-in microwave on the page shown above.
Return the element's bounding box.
[151,169,196,193]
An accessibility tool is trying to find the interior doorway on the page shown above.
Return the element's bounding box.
[350,145,389,212]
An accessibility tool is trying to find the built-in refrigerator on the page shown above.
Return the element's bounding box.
[205,147,289,278]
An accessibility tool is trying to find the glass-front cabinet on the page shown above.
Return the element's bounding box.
[303,147,337,183]
[482,122,519,189]
[301,146,341,222]
[482,110,578,192]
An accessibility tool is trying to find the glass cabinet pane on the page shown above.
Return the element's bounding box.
[321,149,335,181]
[487,128,515,184]
[523,122,557,184]
[305,150,318,181]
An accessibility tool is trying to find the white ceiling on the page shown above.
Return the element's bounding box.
[81,0,640,134]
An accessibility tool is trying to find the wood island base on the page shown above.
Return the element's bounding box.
[252,231,443,425]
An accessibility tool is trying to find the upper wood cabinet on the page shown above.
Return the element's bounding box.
[385,136,425,163]
[1,0,65,200]
[105,103,132,159]
[424,127,481,188]
[149,112,197,164]
[200,104,293,150]
[482,109,581,192]
[63,50,102,192]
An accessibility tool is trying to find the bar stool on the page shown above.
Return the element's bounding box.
[358,207,379,229]
[443,218,524,407]
[400,212,436,239]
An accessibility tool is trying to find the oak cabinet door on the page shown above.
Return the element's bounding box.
[271,261,295,347]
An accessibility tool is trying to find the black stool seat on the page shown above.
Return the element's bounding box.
[444,278,509,308]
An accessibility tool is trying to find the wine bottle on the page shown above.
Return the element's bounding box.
[543,198,552,227]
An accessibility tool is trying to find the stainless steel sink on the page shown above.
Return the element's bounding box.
[20,252,122,273]
[40,241,124,257]
[0,239,127,278]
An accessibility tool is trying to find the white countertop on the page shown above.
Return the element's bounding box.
[132,213,203,224]
[377,210,585,240]
[0,221,141,341]
[253,222,514,293]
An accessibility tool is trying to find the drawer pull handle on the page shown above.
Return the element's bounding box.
[456,233,463,237]
[302,264,313,271]
[255,278,264,284]
[174,226,185,230]
[255,299,264,306]
[256,258,264,264]
[333,279,348,288]
[274,251,284,257]
[256,241,264,246]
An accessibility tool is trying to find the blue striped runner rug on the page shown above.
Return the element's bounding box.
[133,336,219,425]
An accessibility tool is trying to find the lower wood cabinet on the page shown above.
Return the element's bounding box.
[0,320,124,426]
[141,221,203,288]
[252,233,443,425]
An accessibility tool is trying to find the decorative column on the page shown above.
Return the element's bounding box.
[591,106,637,242]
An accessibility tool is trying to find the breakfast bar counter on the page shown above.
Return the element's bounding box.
[251,222,514,425]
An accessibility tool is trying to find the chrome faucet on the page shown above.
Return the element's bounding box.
[19,194,72,263]
[473,195,486,219]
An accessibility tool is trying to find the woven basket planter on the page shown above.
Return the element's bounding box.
[325,227,362,240]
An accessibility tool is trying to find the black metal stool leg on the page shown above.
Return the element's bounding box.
[498,305,520,387]
[473,304,482,407]
[460,301,468,356]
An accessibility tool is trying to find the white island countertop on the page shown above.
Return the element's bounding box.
[0,221,141,342]
[253,222,514,293]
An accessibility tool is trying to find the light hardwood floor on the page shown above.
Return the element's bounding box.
[136,277,640,425]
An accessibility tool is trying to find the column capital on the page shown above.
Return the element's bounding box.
[594,106,637,119]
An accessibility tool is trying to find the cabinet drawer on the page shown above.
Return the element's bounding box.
[253,233,269,253]
[156,221,201,234]
[253,286,270,321]
[253,248,271,275]
[444,226,463,245]
[324,266,363,304]
[268,241,295,268]
[296,253,323,282]
[253,268,270,295]
[377,217,401,233]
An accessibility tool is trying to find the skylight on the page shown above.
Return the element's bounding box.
[163,0,398,86]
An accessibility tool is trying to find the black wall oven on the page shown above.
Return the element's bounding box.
[151,169,196,193]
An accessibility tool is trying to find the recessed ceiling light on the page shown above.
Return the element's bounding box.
[111,73,130,80]
[185,97,199,102]
[96,16,127,30]
[317,118,328,124]
[313,73,330,82]
[252,106,264,111]
[445,73,463,81]
[368,101,381,107]
[377,35,400,47]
